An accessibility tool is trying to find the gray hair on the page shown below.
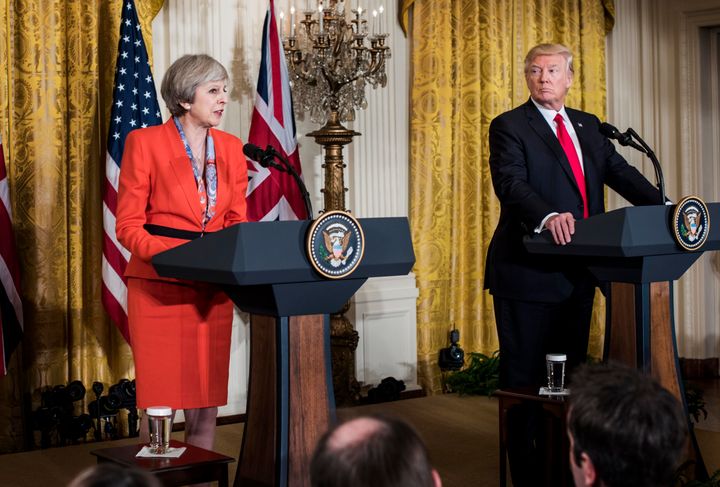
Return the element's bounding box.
[524,43,574,74]
[160,54,228,117]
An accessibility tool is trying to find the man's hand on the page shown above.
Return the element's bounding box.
[546,212,575,245]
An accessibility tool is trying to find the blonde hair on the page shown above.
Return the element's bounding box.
[160,54,228,117]
[524,43,574,74]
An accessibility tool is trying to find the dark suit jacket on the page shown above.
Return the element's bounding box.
[484,99,662,303]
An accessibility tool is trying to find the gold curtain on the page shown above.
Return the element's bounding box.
[406,0,615,394]
[0,0,164,453]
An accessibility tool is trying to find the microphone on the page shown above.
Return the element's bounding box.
[242,143,266,162]
[599,122,646,153]
[599,122,666,205]
[242,143,286,172]
[242,143,314,220]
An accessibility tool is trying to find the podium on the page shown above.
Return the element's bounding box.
[524,203,720,474]
[152,217,415,487]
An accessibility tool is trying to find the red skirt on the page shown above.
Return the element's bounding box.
[128,277,233,410]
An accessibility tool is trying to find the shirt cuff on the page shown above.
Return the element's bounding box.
[535,212,559,233]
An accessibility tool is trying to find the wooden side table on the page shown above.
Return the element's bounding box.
[494,388,570,487]
[91,439,234,487]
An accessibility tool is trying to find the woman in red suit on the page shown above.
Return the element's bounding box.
[116,54,248,451]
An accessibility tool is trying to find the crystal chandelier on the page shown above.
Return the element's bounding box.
[283,0,391,125]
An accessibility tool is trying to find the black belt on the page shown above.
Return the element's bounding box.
[143,224,211,240]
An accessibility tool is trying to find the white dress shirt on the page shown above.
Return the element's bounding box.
[529,98,585,232]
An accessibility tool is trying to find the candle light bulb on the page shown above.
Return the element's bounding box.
[377,5,384,35]
[319,4,324,33]
[290,6,296,37]
[372,9,377,35]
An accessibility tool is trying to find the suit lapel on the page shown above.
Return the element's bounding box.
[163,121,204,226]
[524,101,577,188]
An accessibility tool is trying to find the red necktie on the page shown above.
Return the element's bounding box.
[554,113,588,218]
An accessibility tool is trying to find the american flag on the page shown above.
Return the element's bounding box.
[246,0,308,221]
[0,133,23,376]
[102,0,162,343]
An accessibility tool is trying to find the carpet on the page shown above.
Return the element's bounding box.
[0,393,717,487]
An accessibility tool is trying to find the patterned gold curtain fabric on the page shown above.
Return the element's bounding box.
[407,0,614,393]
[399,0,414,35]
[0,0,164,452]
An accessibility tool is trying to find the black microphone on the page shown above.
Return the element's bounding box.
[242,143,266,162]
[600,122,666,205]
[243,143,286,172]
[599,122,646,153]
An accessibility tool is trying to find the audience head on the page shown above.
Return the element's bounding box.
[67,463,162,487]
[567,364,688,487]
[310,414,442,487]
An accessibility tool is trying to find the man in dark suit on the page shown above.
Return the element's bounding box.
[485,43,663,486]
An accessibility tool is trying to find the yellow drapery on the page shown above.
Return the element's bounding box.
[405,0,615,394]
[0,0,164,452]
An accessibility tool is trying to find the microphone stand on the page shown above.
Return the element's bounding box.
[257,153,285,172]
[625,128,666,205]
[265,146,314,220]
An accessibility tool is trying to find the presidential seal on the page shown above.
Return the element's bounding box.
[672,196,710,251]
[306,210,365,279]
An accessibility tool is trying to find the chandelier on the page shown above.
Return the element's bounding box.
[282,0,391,125]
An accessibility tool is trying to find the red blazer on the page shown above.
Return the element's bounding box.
[116,118,248,280]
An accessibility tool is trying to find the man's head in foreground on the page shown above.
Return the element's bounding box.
[567,364,688,487]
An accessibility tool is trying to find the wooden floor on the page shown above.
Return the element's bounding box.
[0,392,718,487]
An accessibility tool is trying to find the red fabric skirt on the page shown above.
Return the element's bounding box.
[128,277,233,410]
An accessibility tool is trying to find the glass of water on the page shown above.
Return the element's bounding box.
[146,406,173,454]
[546,353,567,393]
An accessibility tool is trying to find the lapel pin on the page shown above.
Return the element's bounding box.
[577,122,583,127]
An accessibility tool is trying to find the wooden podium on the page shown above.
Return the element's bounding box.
[152,218,415,487]
[524,203,720,475]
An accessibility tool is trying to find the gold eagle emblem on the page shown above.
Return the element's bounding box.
[682,207,703,242]
[323,229,353,267]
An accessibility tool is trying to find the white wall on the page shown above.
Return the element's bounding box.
[151,0,417,416]
[607,0,720,359]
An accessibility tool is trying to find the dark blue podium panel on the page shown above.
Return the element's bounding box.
[222,280,366,317]
[524,204,720,283]
[152,217,415,316]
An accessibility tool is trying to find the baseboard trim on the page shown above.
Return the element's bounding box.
[217,413,246,425]
[679,357,720,379]
[176,388,429,430]
[355,387,427,406]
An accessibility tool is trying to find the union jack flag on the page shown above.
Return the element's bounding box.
[102,0,162,342]
[0,134,23,376]
[246,0,307,221]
